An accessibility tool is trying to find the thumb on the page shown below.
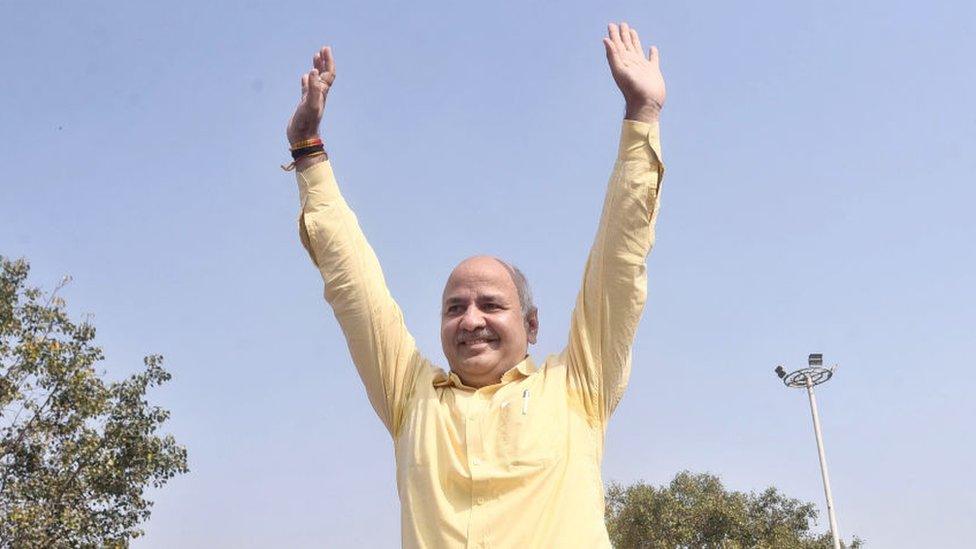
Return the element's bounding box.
[648,45,659,64]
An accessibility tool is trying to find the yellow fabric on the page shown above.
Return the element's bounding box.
[296,120,664,548]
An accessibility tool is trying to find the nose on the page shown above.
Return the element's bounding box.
[458,305,485,332]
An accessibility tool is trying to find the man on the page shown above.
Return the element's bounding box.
[287,22,666,548]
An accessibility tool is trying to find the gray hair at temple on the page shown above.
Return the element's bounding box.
[495,259,536,320]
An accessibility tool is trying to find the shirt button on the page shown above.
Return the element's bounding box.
[473,459,481,466]
[477,497,485,505]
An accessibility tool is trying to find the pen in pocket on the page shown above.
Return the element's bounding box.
[522,389,530,415]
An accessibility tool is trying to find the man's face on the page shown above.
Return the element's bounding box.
[440,256,538,388]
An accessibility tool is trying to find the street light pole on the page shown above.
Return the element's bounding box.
[775,354,842,549]
[805,374,840,549]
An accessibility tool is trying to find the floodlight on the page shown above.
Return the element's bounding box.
[773,354,841,549]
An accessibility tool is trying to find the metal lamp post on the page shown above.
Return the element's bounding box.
[775,353,841,549]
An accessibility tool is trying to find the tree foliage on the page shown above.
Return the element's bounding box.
[606,471,863,549]
[0,257,188,547]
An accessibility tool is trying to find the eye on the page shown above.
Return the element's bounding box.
[482,303,501,311]
[445,304,463,315]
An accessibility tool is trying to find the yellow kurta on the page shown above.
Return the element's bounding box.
[296,120,664,548]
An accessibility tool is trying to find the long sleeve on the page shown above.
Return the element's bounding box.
[563,120,665,425]
[296,160,424,437]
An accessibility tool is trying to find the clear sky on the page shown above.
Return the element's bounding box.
[2,1,974,547]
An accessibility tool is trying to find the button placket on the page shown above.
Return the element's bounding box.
[466,395,487,474]
[466,395,492,547]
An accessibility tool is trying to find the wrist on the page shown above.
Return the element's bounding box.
[624,101,661,124]
[280,137,327,172]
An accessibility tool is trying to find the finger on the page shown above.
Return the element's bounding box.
[323,46,335,75]
[304,69,315,95]
[649,45,659,64]
[309,71,325,109]
[602,37,617,61]
[311,68,333,94]
[301,72,309,95]
[313,51,320,71]
[608,23,624,50]
[620,22,634,51]
[316,46,329,72]
[630,28,644,54]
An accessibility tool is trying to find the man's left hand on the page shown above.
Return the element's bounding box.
[603,22,666,123]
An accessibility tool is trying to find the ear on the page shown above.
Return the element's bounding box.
[525,308,539,345]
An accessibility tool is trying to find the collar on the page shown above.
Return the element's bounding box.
[433,355,537,390]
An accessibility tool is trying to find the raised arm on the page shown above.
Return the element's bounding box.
[564,23,666,424]
[288,47,425,437]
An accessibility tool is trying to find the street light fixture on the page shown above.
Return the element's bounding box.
[775,353,842,549]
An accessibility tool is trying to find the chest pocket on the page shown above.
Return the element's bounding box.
[491,388,565,466]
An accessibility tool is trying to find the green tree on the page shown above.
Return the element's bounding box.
[605,471,863,549]
[0,256,188,547]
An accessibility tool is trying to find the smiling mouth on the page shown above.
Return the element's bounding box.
[459,338,497,347]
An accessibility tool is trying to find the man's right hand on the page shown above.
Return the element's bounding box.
[286,46,336,147]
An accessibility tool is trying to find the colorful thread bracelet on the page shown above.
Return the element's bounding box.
[289,145,323,160]
[290,137,323,150]
[281,148,328,172]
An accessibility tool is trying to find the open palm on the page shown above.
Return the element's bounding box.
[603,23,665,117]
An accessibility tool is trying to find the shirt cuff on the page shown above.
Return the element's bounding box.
[617,119,663,167]
[296,159,342,210]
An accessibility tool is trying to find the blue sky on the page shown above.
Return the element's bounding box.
[2,1,974,547]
